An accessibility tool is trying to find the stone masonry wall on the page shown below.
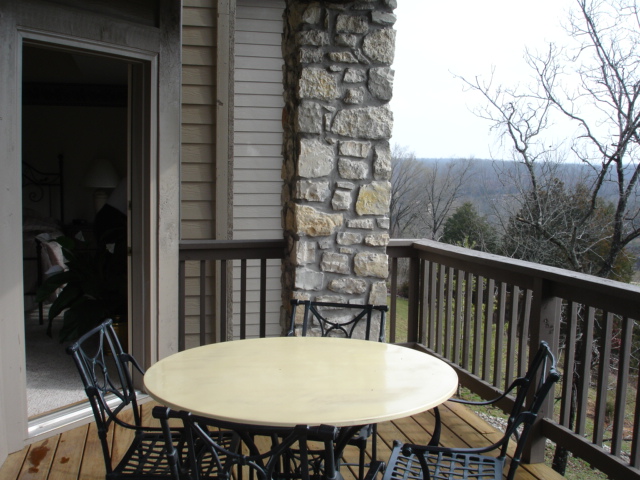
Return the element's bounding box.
[281,0,397,333]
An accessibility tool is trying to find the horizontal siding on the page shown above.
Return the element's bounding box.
[181,3,216,243]
[230,0,285,339]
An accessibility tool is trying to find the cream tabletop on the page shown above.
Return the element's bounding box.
[143,336,458,428]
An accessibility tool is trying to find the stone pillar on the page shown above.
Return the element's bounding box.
[281,0,396,331]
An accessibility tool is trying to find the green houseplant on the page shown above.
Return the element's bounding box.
[36,235,127,342]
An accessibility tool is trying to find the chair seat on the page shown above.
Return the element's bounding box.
[111,431,176,479]
[386,444,504,480]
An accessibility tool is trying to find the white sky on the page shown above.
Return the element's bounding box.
[390,0,576,159]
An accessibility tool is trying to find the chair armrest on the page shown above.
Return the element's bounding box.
[363,460,385,480]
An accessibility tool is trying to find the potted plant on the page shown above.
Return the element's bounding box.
[36,235,127,342]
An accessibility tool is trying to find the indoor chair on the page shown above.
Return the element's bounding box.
[376,341,560,480]
[66,318,186,479]
[288,299,389,480]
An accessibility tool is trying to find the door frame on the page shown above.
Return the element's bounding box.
[0,0,181,459]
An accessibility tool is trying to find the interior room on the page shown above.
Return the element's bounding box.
[21,44,129,419]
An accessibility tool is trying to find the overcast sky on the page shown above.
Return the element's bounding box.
[389,0,576,159]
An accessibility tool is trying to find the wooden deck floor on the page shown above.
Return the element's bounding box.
[0,400,564,480]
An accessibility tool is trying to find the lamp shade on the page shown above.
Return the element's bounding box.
[84,159,119,188]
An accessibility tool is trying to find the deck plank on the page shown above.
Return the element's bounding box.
[0,401,563,480]
[48,424,87,479]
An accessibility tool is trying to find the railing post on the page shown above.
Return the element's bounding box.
[524,277,561,463]
[406,256,421,343]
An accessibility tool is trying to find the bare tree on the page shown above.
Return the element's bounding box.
[389,145,426,238]
[460,0,640,279]
[421,158,475,240]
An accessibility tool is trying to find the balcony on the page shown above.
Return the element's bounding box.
[3,238,638,479]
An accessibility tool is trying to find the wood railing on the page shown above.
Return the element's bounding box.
[388,239,640,480]
[179,237,640,479]
[178,239,286,350]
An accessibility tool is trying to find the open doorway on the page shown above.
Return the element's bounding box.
[21,45,130,420]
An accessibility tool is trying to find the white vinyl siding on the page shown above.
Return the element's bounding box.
[233,0,284,338]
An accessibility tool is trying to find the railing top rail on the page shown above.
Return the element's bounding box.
[389,239,640,317]
[179,239,286,261]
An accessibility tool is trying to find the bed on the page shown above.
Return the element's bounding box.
[22,155,66,323]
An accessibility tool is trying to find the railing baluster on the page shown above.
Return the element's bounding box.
[200,259,206,346]
[494,281,506,389]
[178,260,186,351]
[389,256,398,343]
[436,263,445,354]
[505,285,517,387]
[473,275,484,377]
[220,259,228,342]
[576,307,595,435]
[462,271,473,371]
[444,266,454,359]
[519,290,532,378]
[612,316,633,456]
[483,278,495,382]
[632,368,640,467]
[560,301,578,428]
[260,259,267,338]
[594,312,613,446]
[240,259,247,340]
[453,268,464,365]
[428,262,437,349]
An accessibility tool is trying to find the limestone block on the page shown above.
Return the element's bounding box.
[297,102,325,133]
[338,158,368,180]
[372,11,397,25]
[340,140,371,158]
[297,30,330,47]
[373,143,392,180]
[339,247,354,254]
[329,52,359,63]
[299,68,340,101]
[369,67,394,101]
[320,252,350,274]
[294,240,317,265]
[300,48,325,64]
[295,267,324,290]
[363,28,396,64]
[337,232,362,245]
[296,180,330,202]
[318,238,333,249]
[347,218,374,229]
[331,190,352,210]
[295,205,343,236]
[299,138,334,178]
[302,5,322,24]
[328,277,367,294]
[336,34,358,48]
[368,281,388,305]
[354,252,389,278]
[377,217,390,229]
[356,181,391,215]
[337,181,356,190]
[344,68,366,83]
[331,105,393,139]
[336,14,369,34]
[365,233,390,246]
[344,88,364,104]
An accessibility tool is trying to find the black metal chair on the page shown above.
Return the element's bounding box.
[288,299,389,480]
[288,299,388,342]
[154,407,340,480]
[375,341,560,480]
[66,319,187,479]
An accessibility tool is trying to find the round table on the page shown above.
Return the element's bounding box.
[144,336,458,428]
